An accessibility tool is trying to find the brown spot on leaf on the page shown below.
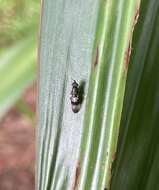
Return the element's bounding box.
[72,162,80,190]
[93,46,99,68]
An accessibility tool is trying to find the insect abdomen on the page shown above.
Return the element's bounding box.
[71,104,81,113]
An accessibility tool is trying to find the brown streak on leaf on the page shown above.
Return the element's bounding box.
[72,161,80,190]
[112,152,116,162]
[108,152,117,189]
[94,46,99,68]
[125,42,132,71]
[134,8,140,27]
[108,164,113,190]
[124,7,140,72]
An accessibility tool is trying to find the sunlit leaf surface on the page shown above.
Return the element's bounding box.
[38,0,140,189]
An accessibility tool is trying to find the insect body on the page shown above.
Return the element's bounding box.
[70,80,81,113]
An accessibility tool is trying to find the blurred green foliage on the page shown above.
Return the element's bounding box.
[0,0,39,47]
[0,0,40,119]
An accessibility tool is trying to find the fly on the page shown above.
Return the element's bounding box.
[70,80,81,113]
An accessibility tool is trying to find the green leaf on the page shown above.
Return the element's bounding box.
[37,0,140,190]
[110,0,159,189]
[78,0,140,189]
[0,36,36,118]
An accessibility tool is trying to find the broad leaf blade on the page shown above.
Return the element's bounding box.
[38,0,140,190]
[38,1,99,189]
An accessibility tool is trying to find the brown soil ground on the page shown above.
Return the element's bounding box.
[0,85,36,190]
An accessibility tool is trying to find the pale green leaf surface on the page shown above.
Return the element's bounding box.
[38,0,140,189]
[38,1,99,189]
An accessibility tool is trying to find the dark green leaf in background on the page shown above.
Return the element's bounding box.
[111,0,159,189]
